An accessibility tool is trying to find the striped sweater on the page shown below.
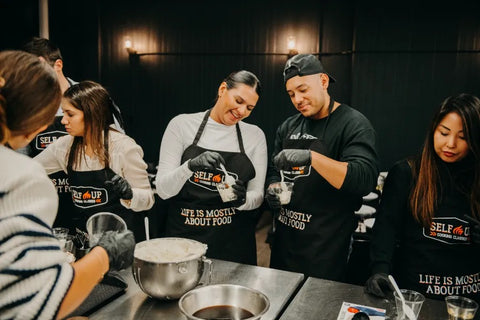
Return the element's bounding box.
[0,145,73,320]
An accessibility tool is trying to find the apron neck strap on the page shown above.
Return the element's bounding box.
[192,109,211,145]
[321,96,335,139]
[192,108,245,154]
[235,122,245,154]
[103,129,110,170]
[327,96,334,114]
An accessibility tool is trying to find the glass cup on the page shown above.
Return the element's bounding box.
[63,235,75,252]
[52,227,69,240]
[53,227,70,251]
[53,227,76,263]
[216,182,238,202]
[393,289,425,320]
[86,212,127,247]
[63,235,76,263]
[268,181,294,205]
[445,295,479,320]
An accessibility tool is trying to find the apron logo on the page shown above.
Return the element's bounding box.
[282,165,311,180]
[289,133,317,140]
[35,130,68,150]
[70,186,108,208]
[190,170,238,191]
[424,217,471,245]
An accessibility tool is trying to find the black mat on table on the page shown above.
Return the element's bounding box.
[66,272,127,317]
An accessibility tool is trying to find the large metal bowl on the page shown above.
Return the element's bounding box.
[132,237,211,300]
[179,284,270,320]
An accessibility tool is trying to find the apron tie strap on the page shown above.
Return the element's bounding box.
[193,108,246,154]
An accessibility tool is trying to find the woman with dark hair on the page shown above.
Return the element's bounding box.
[35,81,154,241]
[0,50,134,320]
[365,93,480,303]
[155,70,267,265]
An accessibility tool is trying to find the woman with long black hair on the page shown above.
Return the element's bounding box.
[366,93,480,304]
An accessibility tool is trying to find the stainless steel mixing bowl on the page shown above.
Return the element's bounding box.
[179,284,270,320]
[132,237,211,300]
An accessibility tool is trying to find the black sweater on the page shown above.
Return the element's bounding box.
[266,104,379,197]
[370,157,480,302]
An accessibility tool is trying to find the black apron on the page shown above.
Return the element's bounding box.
[68,167,145,242]
[395,191,480,303]
[29,116,78,232]
[270,99,359,281]
[166,109,257,264]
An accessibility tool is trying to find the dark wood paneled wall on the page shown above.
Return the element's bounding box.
[3,0,480,170]
[0,0,38,50]
[95,0,328,164]
[351,2,480,168]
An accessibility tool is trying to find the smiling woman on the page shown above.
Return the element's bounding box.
[209,79,260,126]
[155,70,268,265]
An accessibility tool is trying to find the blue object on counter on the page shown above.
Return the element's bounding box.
[354,305,385,317]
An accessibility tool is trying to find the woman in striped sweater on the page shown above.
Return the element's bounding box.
[0,50,135,320]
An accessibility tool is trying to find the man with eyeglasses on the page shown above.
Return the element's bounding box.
[265,54,379,281]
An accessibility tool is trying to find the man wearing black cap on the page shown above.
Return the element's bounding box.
[265,53,379,281]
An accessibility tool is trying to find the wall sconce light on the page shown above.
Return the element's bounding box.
[287,36,298,58]
[124,37,137,55]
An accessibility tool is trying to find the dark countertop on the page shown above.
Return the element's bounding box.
[279,277,449,320]
[88,258,304,320]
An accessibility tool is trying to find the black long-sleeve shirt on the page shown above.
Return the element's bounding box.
[370,157,480,302]
[266,104,379,197]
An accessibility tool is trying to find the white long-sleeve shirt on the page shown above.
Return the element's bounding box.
[0,145,73,320]
[34,130,154,212]
[155,110,268,211]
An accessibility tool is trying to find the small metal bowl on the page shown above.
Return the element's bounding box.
[179,284,270,320]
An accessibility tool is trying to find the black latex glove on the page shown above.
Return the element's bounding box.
[188,151,225,171]
[464,214,480,245]
[96,230,135,271]
[265,183,281,210]
[364,273,394,298]
[273,149,311,171]
[105,174,133,200]
[230,179,247,208]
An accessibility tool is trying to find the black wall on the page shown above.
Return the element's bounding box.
[2,0,480,170]
[1,0,38,50]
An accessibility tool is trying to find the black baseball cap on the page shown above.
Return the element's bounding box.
[283,54,336,84]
